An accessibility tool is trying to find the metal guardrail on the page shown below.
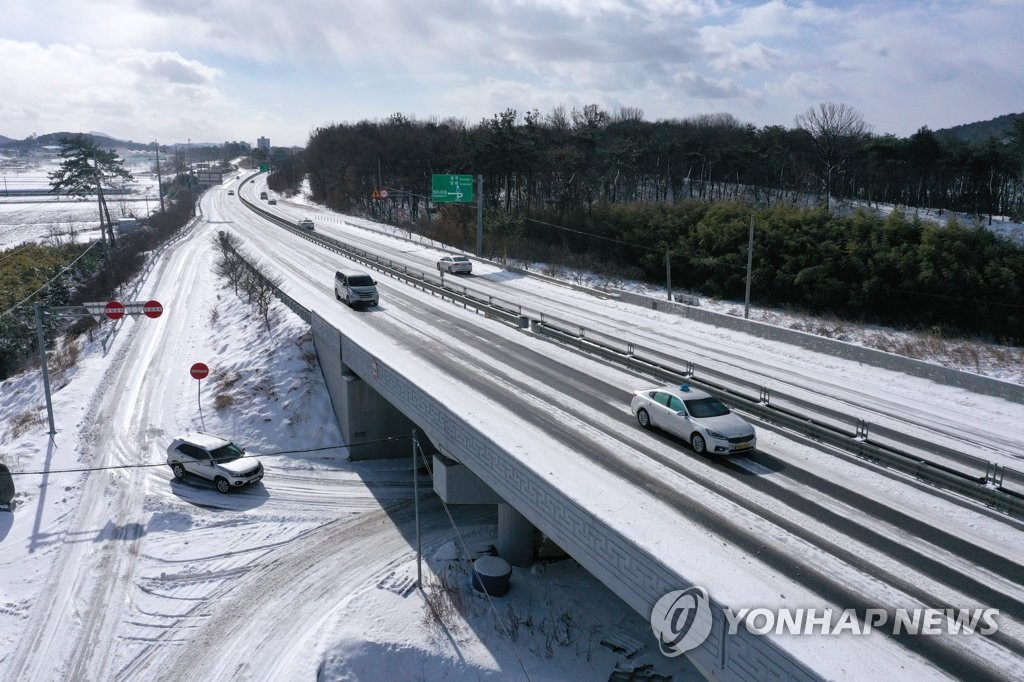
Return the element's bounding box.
[237,194,1024,516]
[531,324,1024,517]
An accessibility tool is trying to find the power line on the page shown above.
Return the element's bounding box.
[3,440,382,476]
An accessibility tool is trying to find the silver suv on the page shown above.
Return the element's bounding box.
[335,271,379,308]
[166,433,264,493]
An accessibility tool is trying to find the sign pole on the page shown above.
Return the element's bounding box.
[190,363,210,429]
[413,429,421,589]
[744,214,754,319]
[476,174,483,257]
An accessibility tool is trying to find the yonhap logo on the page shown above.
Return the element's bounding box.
[650,586,713,656]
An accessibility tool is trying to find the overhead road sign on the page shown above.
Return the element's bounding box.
[432,174,474,203]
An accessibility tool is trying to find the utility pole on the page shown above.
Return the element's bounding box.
[665,249,672,301]
[154,140,165,213]
[744,214,754,319]
[34,305,56,435]
[187,138,195,217]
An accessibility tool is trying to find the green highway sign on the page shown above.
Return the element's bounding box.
[432,174,474,203]
[259,163,269,172]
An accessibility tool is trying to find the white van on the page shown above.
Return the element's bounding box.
[335,271,379,308]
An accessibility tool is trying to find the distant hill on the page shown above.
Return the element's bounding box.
[934,112,1024,145]
[0,132,233,153]
[0,132,160,152]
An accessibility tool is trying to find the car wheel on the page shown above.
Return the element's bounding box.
[215,477,231,494]
[636,409,651,429]
[690,433,707,454]
[335,290,341,301]
[171,463,185,480]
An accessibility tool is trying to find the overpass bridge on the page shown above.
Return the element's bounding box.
[224,174,1023,681]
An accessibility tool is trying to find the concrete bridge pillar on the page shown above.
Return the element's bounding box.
[497,503,534,567]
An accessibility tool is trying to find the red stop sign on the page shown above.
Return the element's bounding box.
[104,301,125,320]
[190,362,209,380]
[143,300,163,318]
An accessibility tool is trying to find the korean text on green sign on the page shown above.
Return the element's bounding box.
[432,174,474,203]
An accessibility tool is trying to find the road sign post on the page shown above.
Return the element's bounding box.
[190,362,209,424]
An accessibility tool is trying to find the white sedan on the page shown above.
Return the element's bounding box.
[630,384,756,455]
[437,255,473,274]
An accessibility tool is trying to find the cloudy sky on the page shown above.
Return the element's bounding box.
[1,0,1022,148]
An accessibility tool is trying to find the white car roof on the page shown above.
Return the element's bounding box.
[643,384,714,400]
[174,432,231,449]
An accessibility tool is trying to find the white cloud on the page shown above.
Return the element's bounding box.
[0,1,1022,144]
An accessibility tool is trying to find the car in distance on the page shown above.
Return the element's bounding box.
[297,217,314,230]
[259,191,267,199]
[437,255,472,274]
[166,433,264,493]
[268,198,277,205]
[630,384,756,455]
[335,271,379,308]
[227,190,235,195]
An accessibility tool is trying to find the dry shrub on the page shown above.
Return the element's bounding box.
[49,341,81,373]
[864,332,898,354]
[10,409,41,439]
[208,304,220,326]
[293,331,318,368]
[421,563,469,637]
[216,370,241,390]
[250,372,277,400]
[214,393,236,410]
[950,343,982,372]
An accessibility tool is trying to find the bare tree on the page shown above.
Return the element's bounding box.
[794,102,869,211]
[612,106,645,123]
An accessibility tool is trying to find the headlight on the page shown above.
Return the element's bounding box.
[707,430,726,440]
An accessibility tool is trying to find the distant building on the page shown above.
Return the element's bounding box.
[257,137,270,153]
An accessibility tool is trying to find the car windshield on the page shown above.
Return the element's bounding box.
[684,397,730,418]
[210,443,245,462]
[453,256,469,262]
[349,275,374,286]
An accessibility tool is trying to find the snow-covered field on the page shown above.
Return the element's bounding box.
[0,157,163,249]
